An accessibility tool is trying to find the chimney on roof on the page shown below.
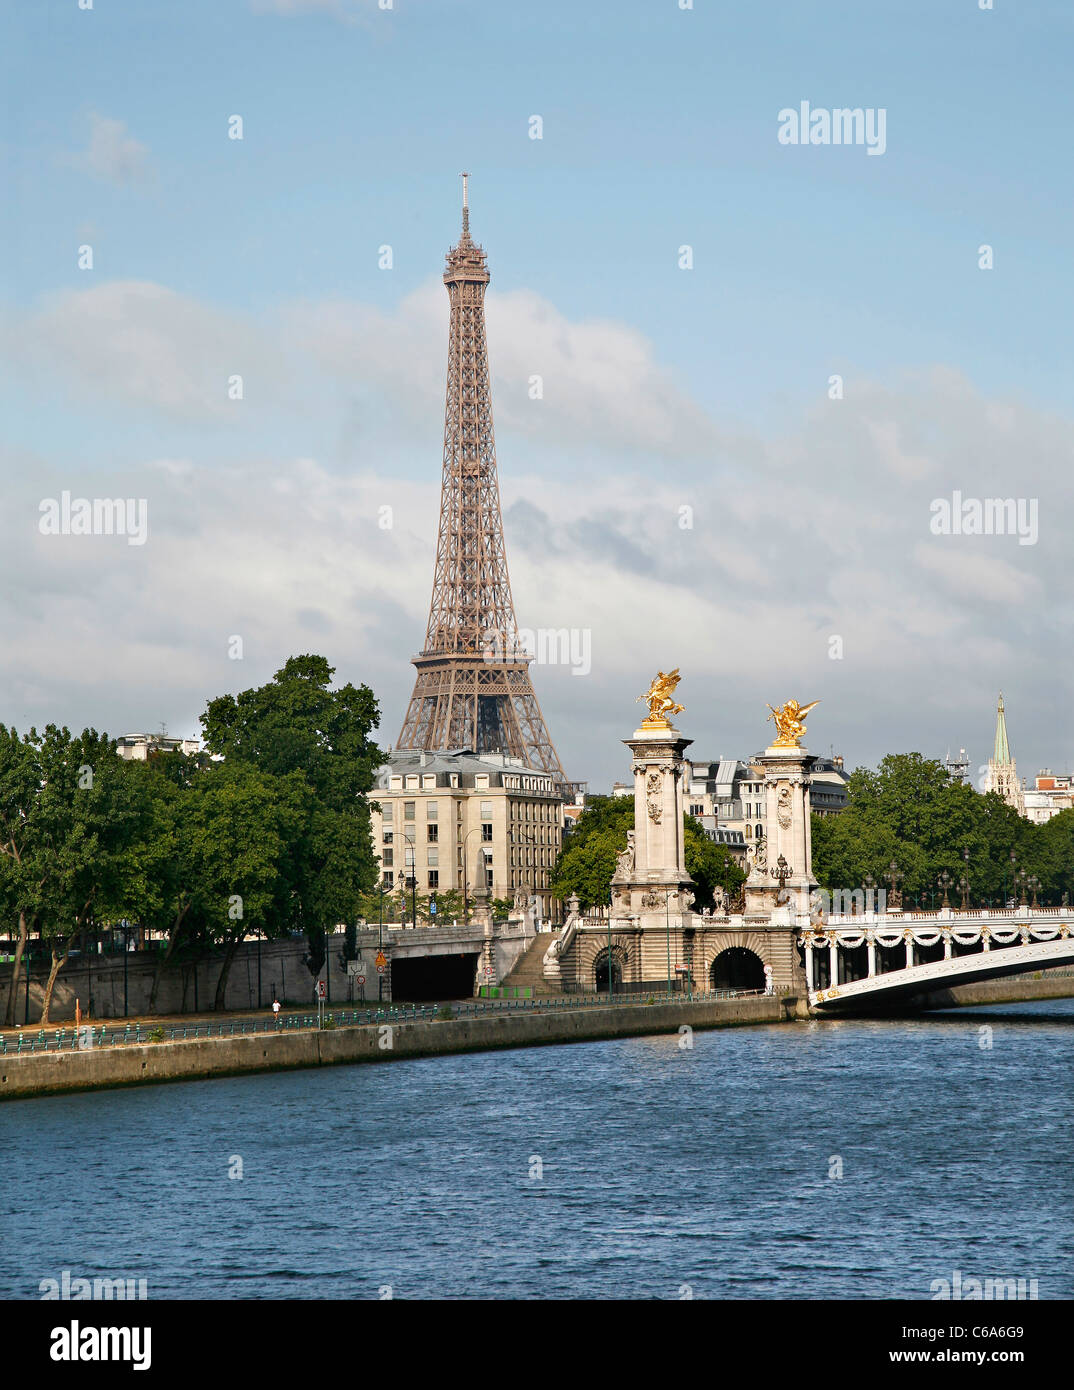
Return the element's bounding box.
[419,750,427,767]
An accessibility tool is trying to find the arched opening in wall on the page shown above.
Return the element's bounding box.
[711,947,765,992]
[390,952,480,1002]
[593,949,624,994]
[839,943,869,983]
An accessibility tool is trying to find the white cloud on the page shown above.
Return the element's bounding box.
[2,275,1072,786]
[69,113,150,186]
[11,282,285,421]
[911,544,1042,606]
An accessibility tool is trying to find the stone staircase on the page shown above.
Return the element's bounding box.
[498,932,561,997]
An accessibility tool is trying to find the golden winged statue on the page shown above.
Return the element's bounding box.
[766,699,820,748]
[637,668,685,728]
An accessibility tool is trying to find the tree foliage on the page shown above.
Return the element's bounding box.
[200,654,382,974]
[1,654,384,1021]
[549,795,745,911]
[811,752,1066,905]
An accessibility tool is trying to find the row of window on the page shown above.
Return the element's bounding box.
[383,797,557,824]
[381,868,494,893]
[509,846,555,868]
[389,773,496,791]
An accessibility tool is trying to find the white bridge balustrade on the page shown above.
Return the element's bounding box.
[799,906,1074,1009]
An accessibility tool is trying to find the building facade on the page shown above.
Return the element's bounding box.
[1024,771,1074,825]
[684,753,849,846]
[369,749,564,921]
[116,733,201,761]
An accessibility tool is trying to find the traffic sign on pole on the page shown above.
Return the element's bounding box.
[316,980,327,1000]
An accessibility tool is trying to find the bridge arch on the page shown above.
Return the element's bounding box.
[711,947,765,992]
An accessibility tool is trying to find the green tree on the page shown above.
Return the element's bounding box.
[684,818,747,910]
[549,796,745,911]
[0,726,46,1025]
[812,752,1053,907]
[200,655,382,976]
[549,796,633,910]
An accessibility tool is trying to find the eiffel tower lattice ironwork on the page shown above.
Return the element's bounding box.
[396,176,568,787]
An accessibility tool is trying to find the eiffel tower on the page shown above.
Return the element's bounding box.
[396,176,569,788]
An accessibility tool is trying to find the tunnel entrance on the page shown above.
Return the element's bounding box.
[593,949,624,994]
[711,947,765,991]
[389,952,479,1002]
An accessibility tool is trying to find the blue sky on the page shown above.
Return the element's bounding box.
[2,0,1072,789]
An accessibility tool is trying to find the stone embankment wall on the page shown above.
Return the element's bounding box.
[0,995,788,1101]
[1,926,533,1024]
[920,972,1074,1010]
[0,936,352,1025]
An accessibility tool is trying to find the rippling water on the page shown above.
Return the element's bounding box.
[4,1001,1071,1299]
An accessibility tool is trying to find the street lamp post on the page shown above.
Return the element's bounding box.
[609,889,615,1002]
[121,921,129,1019]
[937,870,952,910]
[460,826,487,923]
[665,888,672,998]
[401,829,417,928]
[1028,874,1040,909]
[378,874,389,1002]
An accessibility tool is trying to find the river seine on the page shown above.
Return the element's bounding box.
[4,1000,1071,1300]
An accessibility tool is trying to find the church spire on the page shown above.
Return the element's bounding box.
[993,692,1012,765]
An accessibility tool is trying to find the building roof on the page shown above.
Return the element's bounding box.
[373,747,556,793]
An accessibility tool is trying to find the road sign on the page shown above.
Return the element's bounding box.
[429,899,437,916]
[375,951,387,969]
[376,965,385,976]
[356,974,366,986]
[484,965,494,979]
[316,980,327,1000]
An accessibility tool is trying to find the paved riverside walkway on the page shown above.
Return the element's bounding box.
[0,992,786,1100]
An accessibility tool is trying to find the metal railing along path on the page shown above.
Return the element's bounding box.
[0,989,762,1054]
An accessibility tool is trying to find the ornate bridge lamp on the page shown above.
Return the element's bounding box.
[1027,874,1040,909]
[937,870,952,910]
[1017,867,1029,907]
[863,872,876,915]
[887,860,904,912]
[1005,850,1017,908]
[958,875,971,912]
[773,854,793,907]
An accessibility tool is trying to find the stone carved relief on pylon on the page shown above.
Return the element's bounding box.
[614,830,635,879]
[646,771,663,823]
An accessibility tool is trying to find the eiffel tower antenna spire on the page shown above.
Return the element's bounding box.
[396,179,569,789]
